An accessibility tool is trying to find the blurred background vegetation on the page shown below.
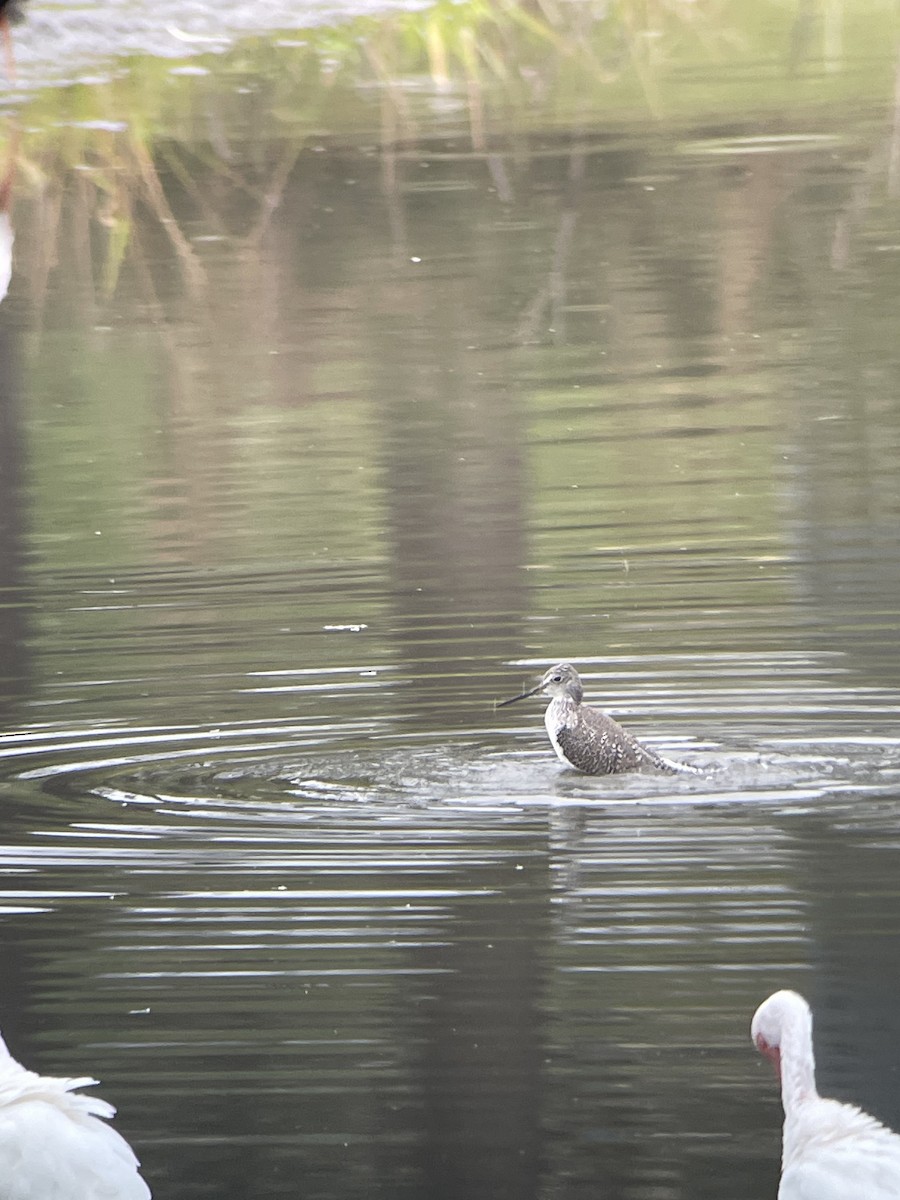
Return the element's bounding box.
[5,0,900,594]
[5,0,900,306]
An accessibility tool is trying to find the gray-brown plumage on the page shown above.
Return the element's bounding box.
[498,662,682,775]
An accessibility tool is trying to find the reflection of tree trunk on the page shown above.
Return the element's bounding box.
[517,145,584,345]
[373,305,529,721]
[889,49,900,197]
[517,207,577,345]
[409,853,549,1200]
[794,820,900,1133]
[832,138,887,271]
[783,383,900,686]
[717,156,780,338]
[0,310,30,717]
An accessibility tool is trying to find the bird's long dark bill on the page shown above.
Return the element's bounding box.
[496,684,542,707]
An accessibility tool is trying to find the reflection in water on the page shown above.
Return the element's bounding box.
[0,320,26,716]
[375,288,528,721]
[2,18,900,1200]
[0,118,26,718]
[410,852,548,1200]
[4,756,900,1198]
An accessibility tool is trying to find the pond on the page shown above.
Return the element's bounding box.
[2,2,900,1197]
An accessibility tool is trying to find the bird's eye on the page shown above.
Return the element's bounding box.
[551,674,562,683]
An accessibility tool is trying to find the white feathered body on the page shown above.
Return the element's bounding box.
[0,1035,150,1199]
[780,1092,900,1200]
[752,990,900,1200]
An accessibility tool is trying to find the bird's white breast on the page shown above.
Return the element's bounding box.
[544,698,572,764]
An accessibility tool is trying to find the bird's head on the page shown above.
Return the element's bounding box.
[750,990,811,1080]
[497,662,584,707]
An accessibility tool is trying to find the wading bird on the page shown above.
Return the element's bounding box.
[497,661,685,775]
[751,989,900,1199]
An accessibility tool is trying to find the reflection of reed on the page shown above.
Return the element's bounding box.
[6,112,883,559]
[4,0,896,322]
[7,4,900,602]
[132,134,207,301]
[831,48,900,269]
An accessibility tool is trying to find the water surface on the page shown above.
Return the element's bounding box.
[2,11,900,1198]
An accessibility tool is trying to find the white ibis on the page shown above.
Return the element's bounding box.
[0,1027,151,1198]
[751,989,900,1199]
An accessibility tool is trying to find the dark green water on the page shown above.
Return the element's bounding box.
[2,10,900,1198]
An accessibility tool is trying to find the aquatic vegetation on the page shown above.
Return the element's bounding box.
[0,0,896,312]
